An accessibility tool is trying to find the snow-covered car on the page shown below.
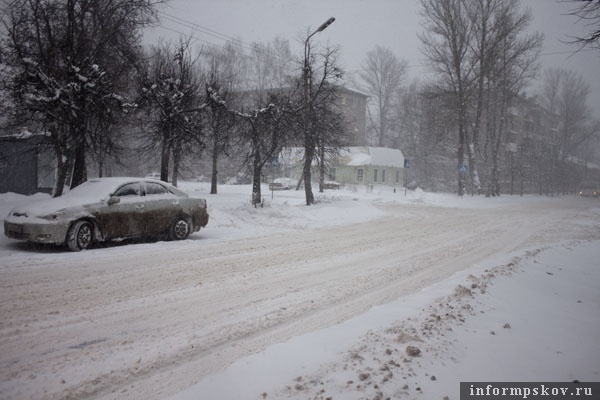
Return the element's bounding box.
[144,172,161,179]
[322,181,340,189]
[3,177,209,251]
[269,178,297,190]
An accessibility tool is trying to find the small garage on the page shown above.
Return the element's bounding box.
[0,132,55,195]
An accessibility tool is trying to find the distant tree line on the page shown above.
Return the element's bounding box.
[358,0,600,196]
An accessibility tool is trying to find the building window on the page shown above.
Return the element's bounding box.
[356,168,363,182]
[396,170,400,184]
[328,167,336,181]
[374,169,378,182]
[381,169,386,183]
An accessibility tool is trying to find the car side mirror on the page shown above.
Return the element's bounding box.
[107,196,120,205]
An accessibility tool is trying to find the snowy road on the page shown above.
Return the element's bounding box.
[0,196,597,400]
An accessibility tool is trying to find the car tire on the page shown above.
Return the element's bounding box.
[67,220,94,251]
[169,216,191,241]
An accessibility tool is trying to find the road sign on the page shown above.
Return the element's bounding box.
[459,164,468,174]
[404,159,410,168]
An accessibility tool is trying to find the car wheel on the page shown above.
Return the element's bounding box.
[169,216,191,241]
[67,220,94,251]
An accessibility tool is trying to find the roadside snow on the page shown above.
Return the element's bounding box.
[175,241,600,400]
[0,182,599,400]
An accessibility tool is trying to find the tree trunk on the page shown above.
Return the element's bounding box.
[52,154,68,197]
[318,140,325,193]
[252,149,262,206]
[210,134,218,194]
[70,139,87,189]
[458,146,466,196]
[51,126,68,197]
[457,100,467,197]
[160,129,170,182]
[467,142,481,195]
[491,151,500,196]
[303,143,315,205]
[98,156,104,178]
[171,138,181,187]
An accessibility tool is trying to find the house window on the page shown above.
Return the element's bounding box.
[328,167,336,181]
[374,169,378,182]
[356,168,363,182]
[381,169,386,183]
[396,170,400,184]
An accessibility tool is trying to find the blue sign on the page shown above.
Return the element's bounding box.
[459,164,468,174]
[404,159,410,168]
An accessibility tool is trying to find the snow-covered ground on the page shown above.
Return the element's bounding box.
[0,182,599,400]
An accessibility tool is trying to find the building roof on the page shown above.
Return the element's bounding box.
[280,146,404,168]
[337,147,404,168]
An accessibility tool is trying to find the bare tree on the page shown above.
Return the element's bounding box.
[420,0,542,196]
[393,79,423,175]
[199,42,246,194]
[565,0,600,51]
[359,46,407,147]
[419,0,476,196]
[236,93,294,206]
[249,37,294,92]
[3,0,161,196]
[298,39,344,205]
[137,37,203,186]
[473,0,542,196]
[238,38,295,204]
[539,68,594,193]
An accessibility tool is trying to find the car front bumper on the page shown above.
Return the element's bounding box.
[4,218,69,244]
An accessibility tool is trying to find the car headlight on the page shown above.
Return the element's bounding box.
[39,211,65,220]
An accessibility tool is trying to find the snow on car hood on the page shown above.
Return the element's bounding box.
[7,178,135,219]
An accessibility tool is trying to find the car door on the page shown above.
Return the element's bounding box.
[96,182,144,239]
[141,182,181,236]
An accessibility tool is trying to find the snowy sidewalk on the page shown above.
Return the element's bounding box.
[172,240,600,400]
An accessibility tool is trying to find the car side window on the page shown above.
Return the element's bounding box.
[114,183,141,197]
[145,182,170,196]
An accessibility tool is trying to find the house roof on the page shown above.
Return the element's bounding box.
[280,146,404,168]
[337,147,404,168]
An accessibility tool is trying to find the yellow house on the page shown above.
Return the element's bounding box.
[331,147,405,187]
[277,146,405,188]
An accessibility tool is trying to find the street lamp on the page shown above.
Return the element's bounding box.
[304,17,336,96]
[302,17,335,203]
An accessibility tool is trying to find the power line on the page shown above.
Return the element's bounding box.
[155,11,292,64]
[158,12,252,50]
[155,24,231,51]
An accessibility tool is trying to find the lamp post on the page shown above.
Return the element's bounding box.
[302,17,335,204]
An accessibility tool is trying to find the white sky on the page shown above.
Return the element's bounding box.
[145,0,600,116]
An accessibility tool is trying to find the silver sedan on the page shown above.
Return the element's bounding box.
[4,178,209,251]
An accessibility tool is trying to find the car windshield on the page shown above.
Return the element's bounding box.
[61,180,125,202]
